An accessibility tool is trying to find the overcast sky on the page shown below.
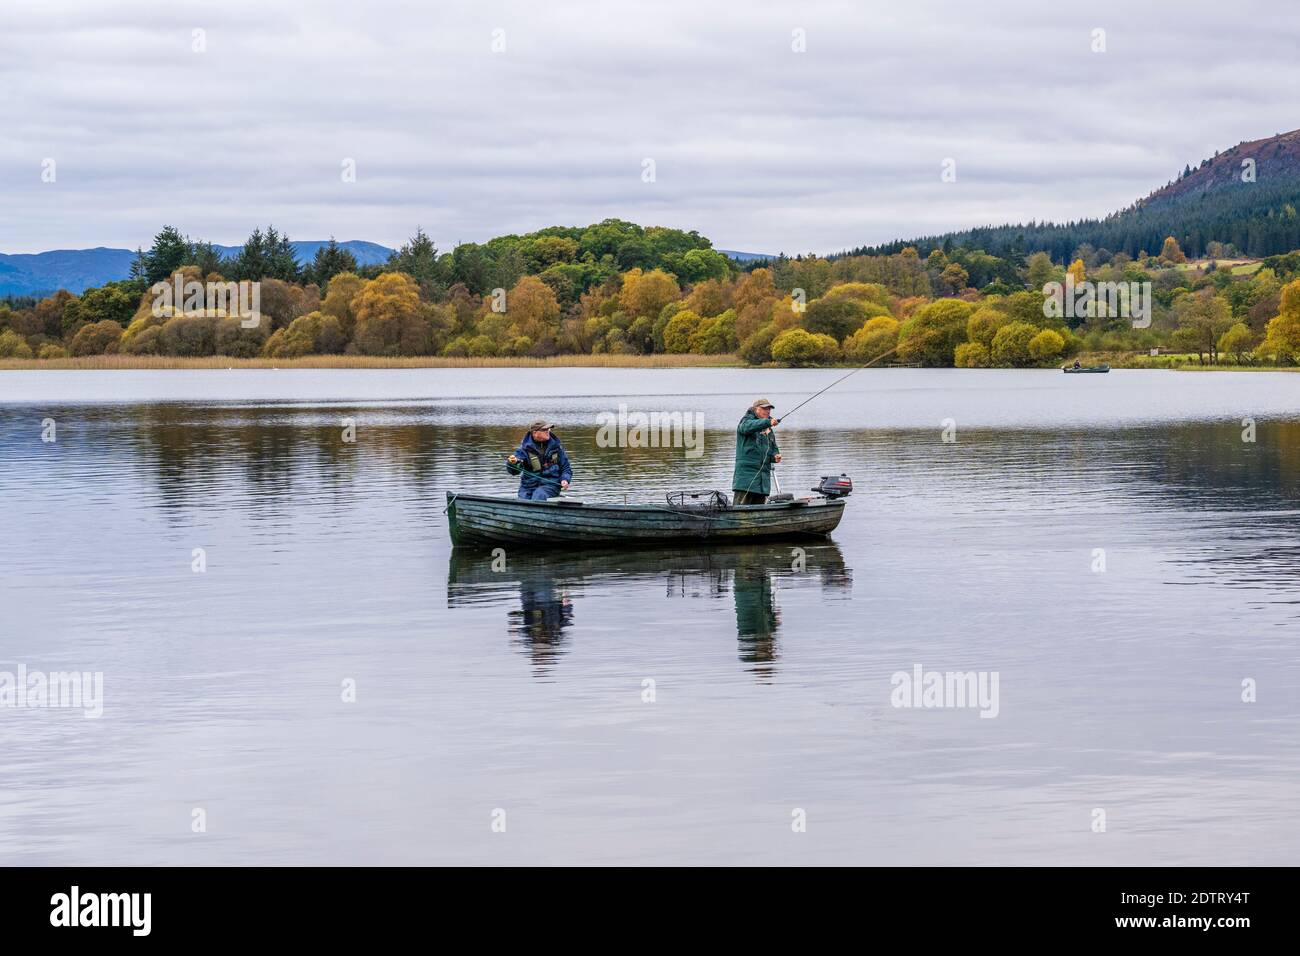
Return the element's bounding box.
[2,0,1297,255]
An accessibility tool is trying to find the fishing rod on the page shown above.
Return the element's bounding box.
[498,336,908,504]
[734,337,908,500]
[507,460,567,488]
[773,341,903,425]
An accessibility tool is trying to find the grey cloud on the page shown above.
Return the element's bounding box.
[1,0,1296,255]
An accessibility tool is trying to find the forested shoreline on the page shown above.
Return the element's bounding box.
[5,220,1300,369]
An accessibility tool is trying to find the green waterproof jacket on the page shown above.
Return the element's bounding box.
[731,410,780,495]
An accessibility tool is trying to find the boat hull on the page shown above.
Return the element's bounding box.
[446,492,846,547]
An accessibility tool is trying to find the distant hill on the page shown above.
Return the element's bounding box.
[1143,129,1300,209]
[0,240,394,297]
[0,247,137,298]
[719,249,772,262]
[858,128,1300,262]
[205,239,394,267]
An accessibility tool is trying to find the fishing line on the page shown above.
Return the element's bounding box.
[774,342,903,424]
[498,338,908,504]
[737,339,905,498]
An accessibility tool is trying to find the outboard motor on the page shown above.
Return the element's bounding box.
[812,474,853,499]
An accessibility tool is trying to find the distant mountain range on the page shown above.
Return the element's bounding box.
[0,240,394,297]
[0,239,771,298]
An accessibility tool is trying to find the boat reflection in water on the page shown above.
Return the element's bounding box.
[447,542,851,678]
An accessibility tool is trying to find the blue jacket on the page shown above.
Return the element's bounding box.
[508,431,573,492]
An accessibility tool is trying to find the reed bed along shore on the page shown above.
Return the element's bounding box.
[3,353,1293,372]
[0,353,743,371]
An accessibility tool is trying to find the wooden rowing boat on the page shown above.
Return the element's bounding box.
[1062,364,1110,373]
[445,491,846,547]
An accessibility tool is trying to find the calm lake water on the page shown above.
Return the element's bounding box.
[2,368,1299,865]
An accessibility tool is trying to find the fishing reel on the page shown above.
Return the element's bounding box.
[812,474,853,499]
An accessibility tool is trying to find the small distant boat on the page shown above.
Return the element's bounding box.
[1062,363,1110,374]
[446,484,848,548]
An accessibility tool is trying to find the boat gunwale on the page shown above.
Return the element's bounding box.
[445,491,845,516]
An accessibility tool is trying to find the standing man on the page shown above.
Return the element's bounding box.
[732,399,782,505]
[507,420,572,500]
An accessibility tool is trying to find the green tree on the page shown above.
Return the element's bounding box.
[387,229,443,295]
[771,328,839,366]
[954,342,990,367]
[1027,328,1066,364]
[789,257,834,300]
[615,237,654,271]
[228,228,270,281]
[501,275,561,346]
[663,309,703,353]
[1000,290,1051,326]
[966,306,1010,347]
[1172,291,1233,363]
[688,310,737,354]
[937,262,969,296]
[673,248,731,284]
[1261,280,1300,364]
[351,273,433,356]
[450,243,496,295]
[190,241,225,275]
[525,236,580,270]
[842,315,899,362]
[685,278,731,318]
[309,239,360,287]
[1217,323,1255,364]
[262,311,344,358]
[216,316,272,358]
[1025,252,1059,291]
[63,282,138,336]
[804,297,872,342]
[34,290,76,337]
[822,282,892,308]
[132,226,193,285]
[0,328,33,358]
[159,315,218,356]
[990,321,1039,367]
[621,268,680,320]
[69,320,125,356]
[320,272,366,340]
[738,323,780,365]
[264,226,302,281]
[897,299,973,366]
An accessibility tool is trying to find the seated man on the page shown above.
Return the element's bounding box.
[507,420,572,500]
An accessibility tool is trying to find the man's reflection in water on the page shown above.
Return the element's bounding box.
[734,563,780,679]
[507,578,573,673]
